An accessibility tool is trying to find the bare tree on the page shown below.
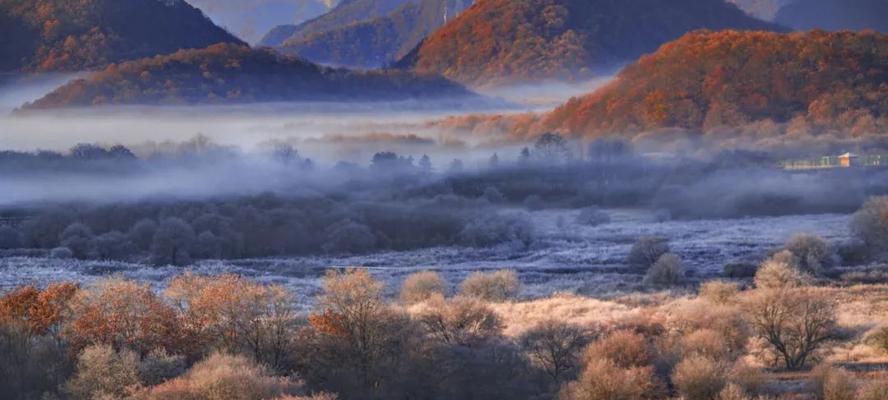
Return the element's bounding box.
[151,217,195,266]
[519,319,588,382]
[416,296,503,347]
[628,236,670,271]
[743,288,836,370]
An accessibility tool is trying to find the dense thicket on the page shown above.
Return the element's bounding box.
[278,0,472,69]
[398,0,781,86]
[22,43,473,108]
[0,0,242,72]
[536,30,888,137]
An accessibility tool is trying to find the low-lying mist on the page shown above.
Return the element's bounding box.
[1,134,885,268]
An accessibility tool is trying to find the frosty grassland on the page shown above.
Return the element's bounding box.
[0,208,850,309]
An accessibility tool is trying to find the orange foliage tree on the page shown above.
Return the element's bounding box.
[63,278,180,355]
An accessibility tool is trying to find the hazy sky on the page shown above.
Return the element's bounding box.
[185,0,334,43]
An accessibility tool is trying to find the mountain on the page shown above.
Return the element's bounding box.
[276,0,472,68]
[22,43,474,108]
[726,0,793,20]
[0,0,244,72]
[775,0,888,32]
[535,30,887,137]
[185,0,330,44]
[396,0,783,87]
[258,0,408,47]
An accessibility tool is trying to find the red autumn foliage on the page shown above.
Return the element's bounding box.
[0,282,78,336]
[535,30,887,137]
[403,0,780,87]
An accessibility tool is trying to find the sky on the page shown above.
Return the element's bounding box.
[185,0,334,44]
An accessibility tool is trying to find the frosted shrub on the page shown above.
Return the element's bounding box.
[560,359,659,400]
[138,348,186,386]
[810,364,857,400]
[727,361,769,395]
[50,246,73,259]
[672,355,726,400]
[680,329,731,361]
[717,383,753,400]
[700,280,740,304]
[643,253,684,287]
[857,380,888,400]
[458,215,533,247]
[584,330,652,369]
[400,271,446,304]
[754,254,810,289]
[65,344,142,400]
[459,269,521,302]
[628,236,670,270]
[784,234,834,275]
[576,207,611,226]
[142,352,302,399]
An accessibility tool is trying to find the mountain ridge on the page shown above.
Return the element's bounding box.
[397,0,784,87]
[23,43,476,109]
[0,0,244,72]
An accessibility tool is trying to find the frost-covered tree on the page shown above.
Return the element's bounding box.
[784,234,833,275]
[627,236,670,271]
[851,196,888,261]
[418,154,432,174]
[128,219,157,251]
[59,223,95,259]
[151,217,195,266]
[322,219,376,254]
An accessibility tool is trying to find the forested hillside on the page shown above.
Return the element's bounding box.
[0,0,243,72]
[24,43,473,108]
[536,30,887,137]
[398,0,781,87]
[277,0,472,68]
